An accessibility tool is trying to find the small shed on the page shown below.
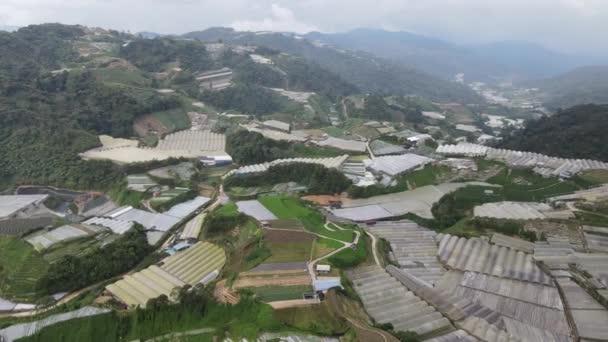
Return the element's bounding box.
[316,264,331,274]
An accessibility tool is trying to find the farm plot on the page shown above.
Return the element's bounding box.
[148,162,196,180]
[150,188,190,205]
[235,262,311,288]
[263,229,314,263]
[180,213,205,240]
[126,174,157,192]
[247,285,314,302]
[0,236,49,301]
[260,196,355,243]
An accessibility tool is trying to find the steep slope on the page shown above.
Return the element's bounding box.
[305,28,594,82]
[524,65,608,109]
[499,104,608,161]
[183,28,482,103]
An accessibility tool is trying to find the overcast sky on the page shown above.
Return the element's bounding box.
[2,0,608,56]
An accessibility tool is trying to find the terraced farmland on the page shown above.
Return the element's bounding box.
[247,285,314,302]
[0,237,49,301]
[346,265,452,337]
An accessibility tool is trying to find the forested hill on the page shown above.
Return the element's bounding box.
[183,28,482,103]
[499,104,608,161]
[523,65,608,109]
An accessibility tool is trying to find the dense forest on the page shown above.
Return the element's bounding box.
[500,104,608,161]
[38,225,153,293]
[183,28,482,103]
[525,66,608,109]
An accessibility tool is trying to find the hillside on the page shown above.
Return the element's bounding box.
[304,28,593,82]
[183,28,482,103]
[500,104,608,161]
[524,65,608,109]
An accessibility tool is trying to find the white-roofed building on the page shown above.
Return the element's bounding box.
[262,120,290,133]
[224,155,349,179]
[364,154,434,177]
[0,195,48,219]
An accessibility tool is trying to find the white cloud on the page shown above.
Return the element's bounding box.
[231,3,317,33]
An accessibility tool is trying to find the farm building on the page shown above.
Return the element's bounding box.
[313,137,367,153]
[156,130,226,154]
[195,68,233,91]
[437,142,608,177]
[83,217,134,235]
[364,154,434,177]
[200,155,233,167]
[25,224,105,251]
[421,111,446,120]
[332,182,495,221]
[0,216,54,237]
[473,201,562,220]
[104,206,180,232]
[224,155,349,178]
[180,212,206,240]
[455,124,481,133]
[106,242,225,308]
[126,174,157,192]
[0,195,48,220]
[236,200,278,221]
[244,124,306,142]
[368,140,407,156]
[490,233,535,253]
[365,221,445,285]
[164,196,211,219]
[262,120,290,133]
[346,265,453,336]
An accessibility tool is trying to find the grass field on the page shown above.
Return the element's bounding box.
[274,301,348,336]
[487,168,581,201]
[400,165,451,189]
[260,196,356,243]
[311,238,343,259]
[264,241,313,263]
[215,202,239,217]
[579,170,608,185]
[151,108,190,132]
[0,237,49,301]
[248,285,313,302]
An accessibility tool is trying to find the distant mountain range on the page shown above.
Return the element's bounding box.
[304,28,601,83]
[183,28,482,103]
[523,65,608,109]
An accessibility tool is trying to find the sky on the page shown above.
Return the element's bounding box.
[1,0,608,56]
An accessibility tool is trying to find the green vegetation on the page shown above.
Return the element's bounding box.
[91,68,148,87]
[500,104,608,162]
[265,241,313,263]
[432,186,503,229]
[42,234,116,264]
[0,25,185,191]
[349,165,450,198]
[38,226,152,294]
[200,84,289,116]
[226,130,339,165]
[526,66,608,109]
[247,285,313,302]
[225,163,352,195]
[578,170,608,185]
[20,289,284,342]
[150,107,191,132]
[150,188,196,212]
[274,301,349,336]
[259,196,356,242]
[108,181,148,207]
[204,203,248,236]
[119,38,212,72]
[574,211,608,227]
[470,218,537,242]
[0,236,49,301]
[328,237,369,269]
[184,29,481,103]
[487,168,580,201]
